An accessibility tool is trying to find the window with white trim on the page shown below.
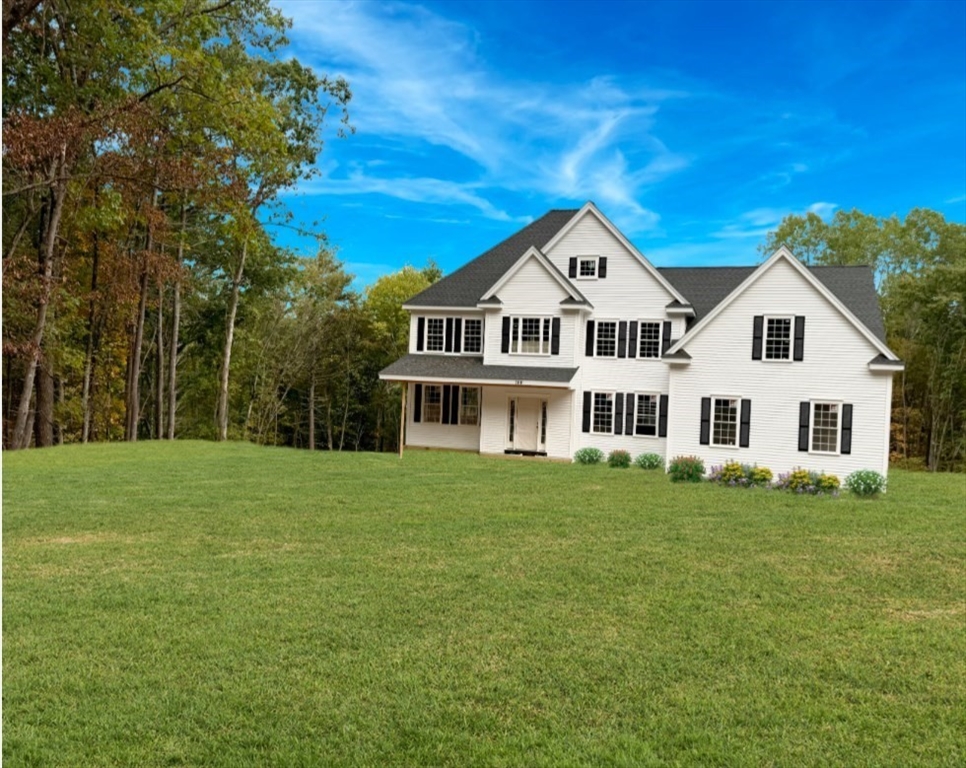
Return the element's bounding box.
[577,257,598,279]
[463,319,483,354]
[635,393,658,436]
[425,318,445,352]
[423,385,442,423]
[712,397,738,446]
[765,316,792,360]
[811,401,840,453]
[592,392,614,434]
[638,321,661,359]
[459,387,480,426]
[595,321,617,357]
[510,317,551,355]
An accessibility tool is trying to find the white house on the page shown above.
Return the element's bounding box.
[379,203,903,477]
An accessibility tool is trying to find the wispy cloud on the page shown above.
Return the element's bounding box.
[278,1,687,230]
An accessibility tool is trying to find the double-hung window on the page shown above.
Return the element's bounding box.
[765,316,792,361]
[595,321,617,357]
[425,318,445,352]
[635,393,658,436]
[462,319,483,354]
[638,321,661,359]
[511,317,551,355]
[810,401,839,453]
[712,397,738,447]
[592,392,614,434]
[460,387,480,426]
[423,385,442,423]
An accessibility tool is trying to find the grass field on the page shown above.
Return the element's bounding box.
[3,441,965,767]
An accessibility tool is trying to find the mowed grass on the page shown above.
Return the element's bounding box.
[3,442,965,767]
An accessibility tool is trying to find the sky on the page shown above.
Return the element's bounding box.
[274,0,966,287]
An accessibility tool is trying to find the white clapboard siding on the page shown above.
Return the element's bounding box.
[406,382,481,451]
[480,386,573,459]
[484,256,578,368]
[666,256,892,477]
[544,212,675,318]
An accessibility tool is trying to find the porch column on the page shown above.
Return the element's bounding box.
[398,381,407,458]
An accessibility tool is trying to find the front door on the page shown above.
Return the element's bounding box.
[508,397,546,453]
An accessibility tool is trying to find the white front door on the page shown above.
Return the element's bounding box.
[509,397,546,452]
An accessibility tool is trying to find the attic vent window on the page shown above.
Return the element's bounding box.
[765,316,792,360]
[578,257,598,279]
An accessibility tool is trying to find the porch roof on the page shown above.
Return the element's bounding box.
[380,354,579,388]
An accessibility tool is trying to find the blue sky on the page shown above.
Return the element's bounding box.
[275,0,966,286]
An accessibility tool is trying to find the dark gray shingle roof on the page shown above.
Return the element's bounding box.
[404,209,580,307]
[380,355,578,384]
[658,265,886,343]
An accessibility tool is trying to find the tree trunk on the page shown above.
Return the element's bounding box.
[308,376,316,450]
[216,238,248,441]
[81,232,101,443]
[34,362,54,447]
[154,287,164,439]
[125,268,149,441]
[167,203,185,440]
[10,155,67,450]
[55,373,64,445]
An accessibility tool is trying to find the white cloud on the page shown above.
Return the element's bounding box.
[277,0,687,229]
[807,201,838,219]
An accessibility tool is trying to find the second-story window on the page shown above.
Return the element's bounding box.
[463,319,483,354]
[638,321,661,358]
[595,321,617,357]
[765,316,792,360]
[425,318,445,352]
[511,317,551,355]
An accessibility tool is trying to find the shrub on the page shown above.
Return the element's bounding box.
[775,468,841,496]
[845,469,887,497]
[573,447,604,465]
[708,461,773,488]
[668,455,705,483]
[749,465,773,485]
[634,452,663,470]
[607,449,632,468]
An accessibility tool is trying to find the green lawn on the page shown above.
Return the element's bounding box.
[3,442,964,767]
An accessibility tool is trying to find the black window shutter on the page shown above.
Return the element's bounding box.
[416,317,425,352]
[568,258,577,278]
[798,402,810,451]
[598,257,607,278]
[739,399,751,448]
[625,393,634,436]
[582,392,592,433]
[628,321,638,359]
[450,386,460,426]
[699,397,711,445]
[617,321,628,358]
[551,318,561,355]
[441,385,452,424]
[658,394,669,438]
[444,318,453,353]
[615,393,624,435]
[841,404,853,454]
[752,316,764,360]
[793,316,805,361]
[661,321,672,355]
[413,384,422,423]
[585,320,595,357]
[453,319,462,354]
[501,317,510,353]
